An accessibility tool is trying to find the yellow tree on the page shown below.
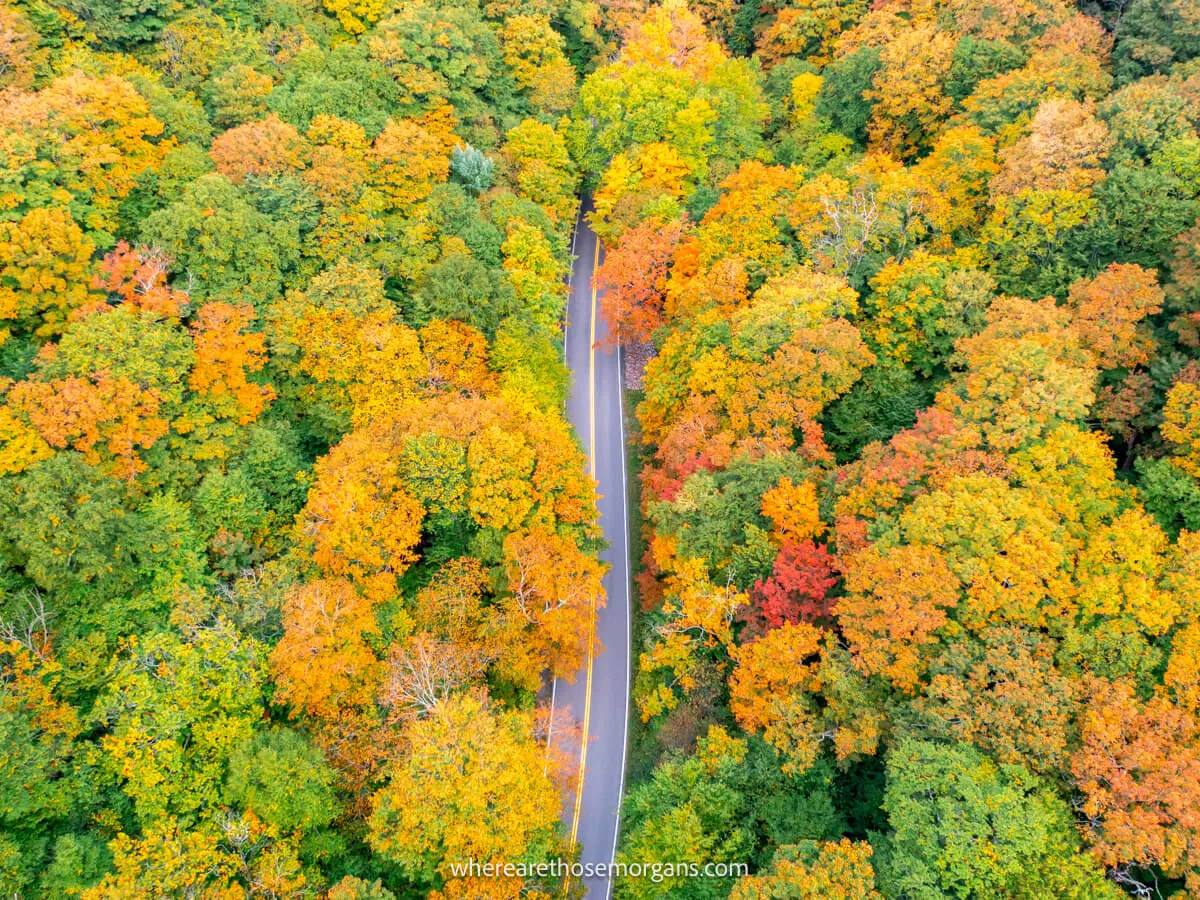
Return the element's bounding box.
[367,692,560,879]
[370,118,450,211]
[502,527,606,681]
[503,120,579,225]
[419,319,492,394]
[0,207,98,342]
[501,219,568,331]
[467,423,537,531]
[0,72,170,237]
[760,478,824,545]
[935,296,1097,452]
[270,578,384,720]
[730,840,883,900]
[866,27,957,160]
[638,542,747,720]
[298,426,425,596]
[1163,375,1200,477]
[911,126,1000,241]
[500,16,577,115]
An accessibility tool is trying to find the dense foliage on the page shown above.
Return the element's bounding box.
[5,0,1200,897]
[580,1,1200,899]
[0,0,610,896]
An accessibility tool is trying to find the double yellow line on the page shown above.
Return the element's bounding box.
[564,238,601,892]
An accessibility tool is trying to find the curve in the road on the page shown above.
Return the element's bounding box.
[553,201,633,900]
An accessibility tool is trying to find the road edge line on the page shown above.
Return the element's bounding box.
[605,332,634,900]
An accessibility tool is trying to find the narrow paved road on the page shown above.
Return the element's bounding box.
[555,201,632,899]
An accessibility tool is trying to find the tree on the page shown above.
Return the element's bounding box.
[755,0,870,68]
[864,254,993,377]
[617,727,754,900]
[0,207,98,343]
[865,28,957,160]
[274,263,426,433]
[910,126,999,241]
[467,424,537,531]
[503,120,578,226]
[816,47,880,144]
[368,3,512,119]
[449,145,494,194]
[502,218,567,331]
[411,254,517,337]
[270,578,383,720]
[1113,0,1200,81]
[915,627,1078,775]
[95,621,267,824]
[991,98,1112,195]
[0,640,82,834]
[140,173,299,310]
[880,738,1118,900]
[1071,677,1200,879]
[499,16,577,115]
[595,217,685,346]
[224,727,339,833]
[759,478,824,546]
[837,541,959,697]
[0,72,169,241]
[0,453,132,601]
[0,6,38,90]
[186,301,274,428]
[7,370,169,481]
[419,319,492,394]
[729,840,883,900]
[370,118,451,211]
[979,188,1094,296]
[83,813,307,900]
[1166,614,1200,715]
[1163,375,1200,478]
[298,427,424,593]
[1066,263,1164,371]
[209,115,308,185]
[367,693,559,879]
[744,540,839,636]
[502,527,606,680]
[934,296,1097,451]
[381,633,489,720]
[729,622,826,773]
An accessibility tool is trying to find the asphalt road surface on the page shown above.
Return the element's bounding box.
[554,201,633,899]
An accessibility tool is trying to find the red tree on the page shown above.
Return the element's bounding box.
[741,540,839,639]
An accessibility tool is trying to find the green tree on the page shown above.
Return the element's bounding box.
[449,145,495,193]
[409,254,517,336]
[618,728,755,900]
[877,739,1119,900]
[815,47,880,144]
[140,174,299,310]
[1113,0,1200,82]
[0,454,131,604]
[94,621,267,825]
[224,727,339,833]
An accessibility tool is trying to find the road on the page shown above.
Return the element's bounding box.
[554,201,632,899]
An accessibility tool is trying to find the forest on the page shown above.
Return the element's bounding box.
[1,0,1200,897]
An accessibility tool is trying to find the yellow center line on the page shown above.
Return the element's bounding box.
[565,237,601,893]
